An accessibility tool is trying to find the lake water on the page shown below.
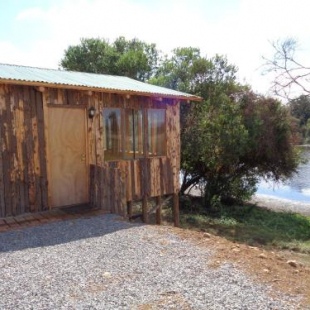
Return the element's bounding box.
[257,146,310,203]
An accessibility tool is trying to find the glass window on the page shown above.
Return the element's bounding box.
[148,109,166,156]
[103,108,122,160]
[124,109,144,159]
[103,108,166,161]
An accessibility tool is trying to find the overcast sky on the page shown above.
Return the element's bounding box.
[0,0,309,96]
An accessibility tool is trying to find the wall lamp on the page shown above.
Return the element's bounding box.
[88,106,96,119]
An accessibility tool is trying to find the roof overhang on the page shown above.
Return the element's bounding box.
[0,78,202,102]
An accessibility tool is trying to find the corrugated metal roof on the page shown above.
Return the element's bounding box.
[0,63,201,101]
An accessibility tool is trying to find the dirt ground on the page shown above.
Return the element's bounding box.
[142,193,310,307]
[156,225,310,309]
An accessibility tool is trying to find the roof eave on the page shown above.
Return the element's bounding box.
[0,78,202,102]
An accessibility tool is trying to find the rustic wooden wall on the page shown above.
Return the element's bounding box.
[89,157,175,213]
[0,85,48,217]
[0,85,180,218]
[86,93,180,214]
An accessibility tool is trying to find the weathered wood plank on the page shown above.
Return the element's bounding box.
[30,88,41,212]
[14,88,25,214]
[3,88,14,216]
[36,90,48,211]
[125,161,132,201]
[24,87,36,211]
[0,85,6,217]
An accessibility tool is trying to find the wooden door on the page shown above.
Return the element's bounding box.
[47,107,88,208]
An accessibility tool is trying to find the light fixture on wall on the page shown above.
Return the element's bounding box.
[88,106,96,119]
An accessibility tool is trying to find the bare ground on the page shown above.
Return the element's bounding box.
[158,193,310,308]
[155,225,310,308]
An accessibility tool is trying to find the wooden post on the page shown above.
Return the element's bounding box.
[155,196,162,225]
[142,196,149,223]
[127,201,133,220]
[172,193,180,227]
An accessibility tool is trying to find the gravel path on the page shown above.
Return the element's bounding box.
[0,214,300,309]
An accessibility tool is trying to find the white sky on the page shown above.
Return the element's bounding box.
[0,0,310,96]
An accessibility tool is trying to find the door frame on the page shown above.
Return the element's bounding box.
[44,103,89,208]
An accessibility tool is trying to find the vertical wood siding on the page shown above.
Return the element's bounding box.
[0,85,48,217]
[0,85,180,218]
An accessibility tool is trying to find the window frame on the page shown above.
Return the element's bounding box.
[103,107,166,161]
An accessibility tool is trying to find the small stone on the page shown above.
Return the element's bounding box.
[103,272,112,278]
[232,248,240,253]
[259,253,267,259]
[263,268,270,273]
[249,246,259,251]
[287,260,298,268]
[203,232,211,238]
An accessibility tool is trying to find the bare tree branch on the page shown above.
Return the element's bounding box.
[263,38,310,100]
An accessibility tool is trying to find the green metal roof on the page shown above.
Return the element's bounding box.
[0,63,201,101]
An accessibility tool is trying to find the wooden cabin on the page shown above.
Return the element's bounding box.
[0,63,200,225]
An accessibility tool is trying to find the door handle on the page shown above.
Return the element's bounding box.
[81,154,86,162]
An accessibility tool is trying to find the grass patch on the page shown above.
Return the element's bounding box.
[179,197,310,253]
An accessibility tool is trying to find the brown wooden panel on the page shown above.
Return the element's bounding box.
[150,158,161,197]
[3,87,16,216]
[0,85,49,217]
[47,107,88,207]
[0,85,7,217]
[35,90,48,211]
[166,101,180,193]
[125,161,132,201]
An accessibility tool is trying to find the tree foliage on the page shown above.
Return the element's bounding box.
[289,95,310,143]
[60,37,159,81]
[152,48,299,207]
[181,91,299,207]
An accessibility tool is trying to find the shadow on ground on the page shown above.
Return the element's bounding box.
[0,213,143,253]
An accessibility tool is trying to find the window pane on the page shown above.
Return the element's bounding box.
[124,109,134,159]
[148,109,166,156]
[124,109,144,159]
[134,109,144,158]
[103,108,122,160]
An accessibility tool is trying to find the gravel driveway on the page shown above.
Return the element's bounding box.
[0,214,299,309]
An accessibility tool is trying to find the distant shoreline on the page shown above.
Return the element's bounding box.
[185,187,310,216]
[251,194,310,216]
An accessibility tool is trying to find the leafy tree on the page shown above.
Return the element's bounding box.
[289,95,310,143]
[152,48,299,207]
[60,38,118,74]
[60,37,159,81]
[151,47,238,98]
[181,91,299,207]
[305,119,310,144]
[113,37,158,81]
[289,95,310,126]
